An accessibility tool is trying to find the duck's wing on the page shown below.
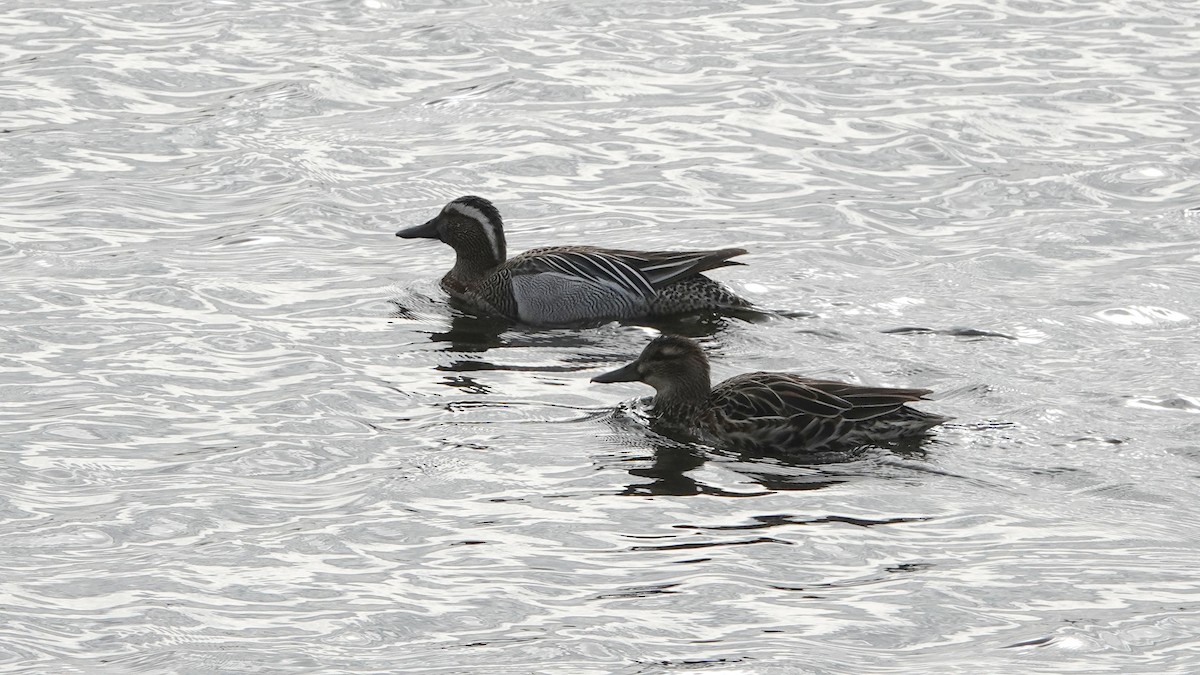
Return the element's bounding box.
[710,372,855,423]
[511,246,748,299]
[709,373,934,449]
[610,247,748,288]
[797,380,934,421]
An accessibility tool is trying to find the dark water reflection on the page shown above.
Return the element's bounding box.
[601,402,948,497]
[616,443,861,497]
[396,295,779,354]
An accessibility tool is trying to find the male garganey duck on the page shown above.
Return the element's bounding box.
[592,335,950,453]
[396,196,754,327]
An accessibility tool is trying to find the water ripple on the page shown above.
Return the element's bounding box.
[3,0,1200,671]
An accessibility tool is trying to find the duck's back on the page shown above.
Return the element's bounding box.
[704,371,948,451]
[482,245,750,326]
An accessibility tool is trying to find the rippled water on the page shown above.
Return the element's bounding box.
[4,0,1200,671]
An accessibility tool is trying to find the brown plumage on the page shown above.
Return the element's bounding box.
[592,335,950,453]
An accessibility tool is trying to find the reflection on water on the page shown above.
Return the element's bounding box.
[615,442,864,497]
[4,0,1200,671]
[601,402,953,497]
[396,294,783,354]
[881,325,1019,340]
[427,313,513,353]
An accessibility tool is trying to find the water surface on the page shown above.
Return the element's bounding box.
[3,0,1200,672]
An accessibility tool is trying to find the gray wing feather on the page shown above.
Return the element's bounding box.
[533,252,655,299]
[510,246,746,298]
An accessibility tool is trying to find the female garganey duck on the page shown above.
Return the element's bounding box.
[396,196,754,327]
[592,335,950,453]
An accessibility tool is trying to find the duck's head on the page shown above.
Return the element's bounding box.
[396,196,507,267]
[591,335,711,396]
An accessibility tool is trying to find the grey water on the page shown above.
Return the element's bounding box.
[3,0,1199,672]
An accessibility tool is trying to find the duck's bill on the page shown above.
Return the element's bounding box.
[591,361,641,383]
[396,219,440,239]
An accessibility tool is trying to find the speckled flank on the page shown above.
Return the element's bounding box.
[594,336,950,453]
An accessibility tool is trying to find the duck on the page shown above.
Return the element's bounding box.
[591,335,950,453]
[396,196,755,327]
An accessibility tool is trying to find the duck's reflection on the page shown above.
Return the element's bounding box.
[428,310,513,352]
[387,296,511,352]
[389,293,763,355]
[627,310,769,339]
[438,373,491,395]
[601,403,935,497]
[619,443,721,497]
[616,443,863,496]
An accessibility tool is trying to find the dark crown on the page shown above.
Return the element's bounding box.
[647,335,705,362]
[450,196,503,228]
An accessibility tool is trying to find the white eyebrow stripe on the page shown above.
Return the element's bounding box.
[446,202,501,260]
